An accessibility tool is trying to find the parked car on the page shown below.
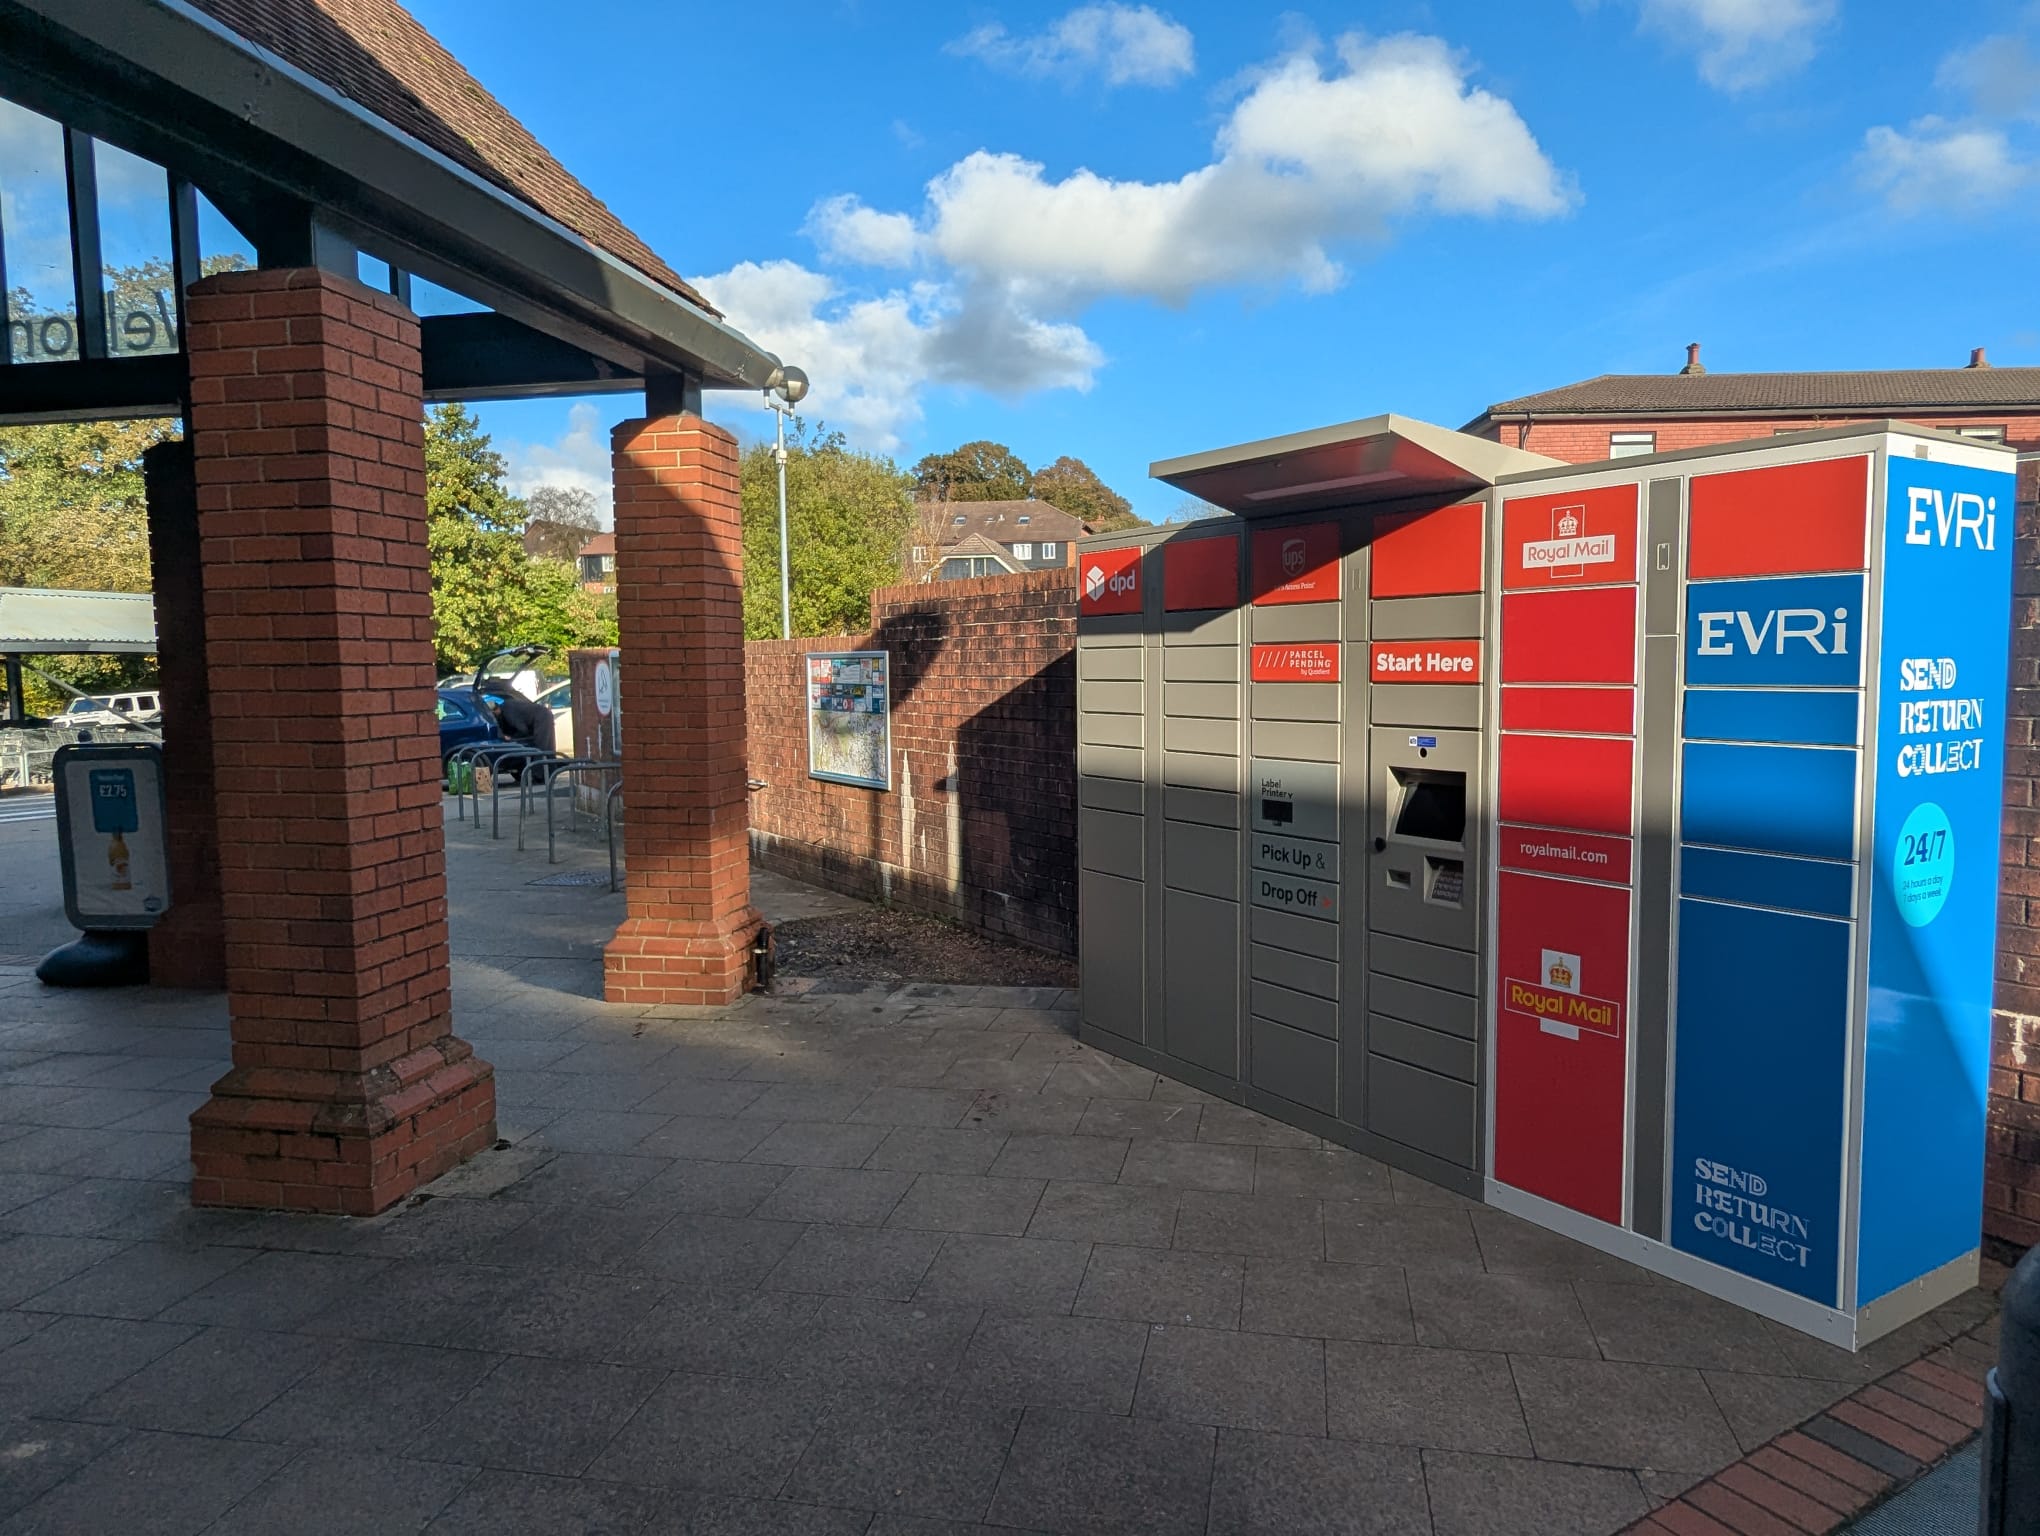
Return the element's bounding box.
[435,688,499,761]
[537,678,573,753]
[63,691,161,728]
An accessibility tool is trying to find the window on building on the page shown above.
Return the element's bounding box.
[953,514,967,526]
[940,555,1008,580]
[1041,542,1059,559]
[1012,543,1034,560]
[911,546,927,563]
[1609,432,1656,458]
[1018,514,1031,524]
[1955,425,2008,442]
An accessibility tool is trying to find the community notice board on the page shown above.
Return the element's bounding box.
[806,651,890,790]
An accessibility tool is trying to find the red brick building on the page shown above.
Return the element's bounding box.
[1468,345,2040,1252]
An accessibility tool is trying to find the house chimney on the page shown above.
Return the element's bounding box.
[1969,346,1990,369]
[1680,342,1705,376]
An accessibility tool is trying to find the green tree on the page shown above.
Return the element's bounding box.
[0,417,171,711]
[522,484,602,560]
[1033,455,1142,532]
[742,420,915,639]
[911,439,1032,502]
[423,403,614,674]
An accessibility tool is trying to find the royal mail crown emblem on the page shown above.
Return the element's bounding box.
[1556,510,1580,538]
[1546,958,1573,988]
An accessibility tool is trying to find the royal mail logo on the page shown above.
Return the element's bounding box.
[1521,504,1615,579]
[1504,948,1619,1039]
[1281,538,1307,580]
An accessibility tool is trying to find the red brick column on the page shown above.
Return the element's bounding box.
[182,266,493,1214]
[603,414,761,1005]
[143,440,226,989]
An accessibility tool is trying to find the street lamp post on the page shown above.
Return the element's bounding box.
[763,365,809,641]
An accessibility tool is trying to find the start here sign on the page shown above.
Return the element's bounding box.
[1370,640,1480,684]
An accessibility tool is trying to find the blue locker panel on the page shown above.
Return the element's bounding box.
[1683,690,1859,748]
[1859,455,2015,1305]
[1679,847,1853,919]
[1681,743,1859,862]
[1671,899,1851,1306]
[1684,575,1866,688]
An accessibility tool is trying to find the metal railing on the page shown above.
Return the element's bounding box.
[530,758,621,862]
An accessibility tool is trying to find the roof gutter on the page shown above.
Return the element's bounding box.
[0,0,784,390]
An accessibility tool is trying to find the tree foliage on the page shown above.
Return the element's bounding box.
[742,420,915,640]
[1033,455,1140,532]
[423,404,615,675]
[911,439,1033,503]
[0,417,172,711]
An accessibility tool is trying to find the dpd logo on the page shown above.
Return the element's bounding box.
[1081,548,1142,615]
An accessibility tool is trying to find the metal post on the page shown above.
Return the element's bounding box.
[3,657,23,724]
[775,402,792,640]
[1982,1242,2040,1534]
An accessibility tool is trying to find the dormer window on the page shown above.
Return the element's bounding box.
[1017,514,1031,524]
[953,515,966,525]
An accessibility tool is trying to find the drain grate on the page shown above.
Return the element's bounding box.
[526,871,611,888]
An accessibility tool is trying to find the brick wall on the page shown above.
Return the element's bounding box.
[1486,409,2040,1252]
[746,569,1078,955]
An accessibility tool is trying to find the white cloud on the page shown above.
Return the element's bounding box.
[1637,0,1835,91]
[502,402,618,523]
[688,259,1101,452]
[850,33,1572,307]
[1857,117,2031,214]
[696,30,1567,451]
[1936,31,2040,121]
[950,4,1195,87]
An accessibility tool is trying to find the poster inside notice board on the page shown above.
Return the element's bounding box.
[806,651,891,790]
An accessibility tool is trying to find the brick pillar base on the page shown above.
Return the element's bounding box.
[603,414,760,1006]
[142,441,226,990]
[182,267,493,1214]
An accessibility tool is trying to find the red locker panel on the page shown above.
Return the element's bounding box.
[1496,825,1634,884]
[1494,870,1631,1224]
[1371,501,1484,597]
[1252,644,1340,682]
[1079,547,1143,616]
[1501,482,1639,590]
[1164,535,1240,611]
[1500,587,1638,686]
[1497,733,1635,838]
[1250,524,1341,605]
[1499,686,1635,736]
[1688,456,1869,579]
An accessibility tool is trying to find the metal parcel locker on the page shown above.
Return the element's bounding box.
[1077,416,2016,1349]
[1482,422,2016,1350]
[1074,416,1559,1198]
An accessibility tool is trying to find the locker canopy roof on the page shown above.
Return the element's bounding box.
[0,589,157,654]
[1151,414,1561,517]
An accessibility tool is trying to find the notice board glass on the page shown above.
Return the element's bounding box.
[806,651,891,790]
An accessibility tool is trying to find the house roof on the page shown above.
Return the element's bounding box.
[0,588,157,654]
[937,533,1021,569]
[1473,367,2040,422]
[184,0,713,314]
[577,532,615,558]
[928,500,1089,547]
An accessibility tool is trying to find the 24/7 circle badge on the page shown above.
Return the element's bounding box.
[1894,800,1954,928]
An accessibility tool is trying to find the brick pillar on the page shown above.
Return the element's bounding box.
[182,267,494,1215]
[143,440,226,989]
[1990,467,2040,1251]
[603,414,761,1005]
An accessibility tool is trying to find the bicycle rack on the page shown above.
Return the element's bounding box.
[606,780,626,892]
[535,758,622,862]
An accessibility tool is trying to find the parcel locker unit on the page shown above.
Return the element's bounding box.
[1076,415,1559,1196]
[1483,423,2017,1349]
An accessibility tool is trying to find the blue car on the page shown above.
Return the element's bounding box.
[435,688,500,762]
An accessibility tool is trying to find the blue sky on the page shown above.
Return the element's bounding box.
[409,0,2040,524]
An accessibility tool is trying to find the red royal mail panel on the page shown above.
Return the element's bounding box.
[1250,523,1341,605]
[1252,643,1341,683]
[1497,732,1634,838]
[1370,640,1481,685]
[1499,587,1638,686]
[1499,686,1635,736]
[1496,824,1634,884]
[1165,534,1240,611]
[1371,501,1484,598]
[1688,455,1870,579]
[1493,869,1631,1225]
[1079,546,1143,617]
[1502,482,1639,590]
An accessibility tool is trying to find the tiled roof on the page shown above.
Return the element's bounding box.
[928,500,1089,548]
[1478,368,2040,419]
[186,0,714,315]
